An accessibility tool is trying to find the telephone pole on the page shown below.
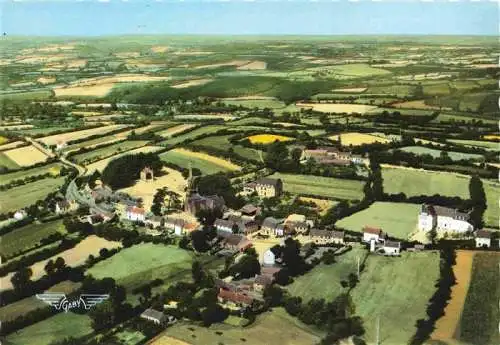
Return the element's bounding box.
[376,316,381,345]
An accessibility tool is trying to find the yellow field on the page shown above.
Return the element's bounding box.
[119,167,187,211]
[38,125,129,146]
[3,145,49,166]
[296,102,377,114]
[0,235,121,291]
[329,132,390,146]
[151,46,169,53]
[483,135,500,140]
[0,136,8,145]
[247,134,293,144]
[298,197,337,216]
[237,60,267,70]
[37,76,56,84]
[171,148,242,171]
[432,250,475,343]
[170,79,212,89]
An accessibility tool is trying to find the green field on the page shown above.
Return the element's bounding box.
[230,116,272,126]
[159,125,225,146]
[482,180,500,228]
[63,135,124,153]
[447,139,499,151]
[164,308,323,345]
[0,177,66,213]
[433,113,498,125]
[287,246,367,302]
[269,173,365,200]
[0,163,62,186]
[0,89,53,101]
[190,134,265,162]
[396,146,484,161]
[382,167,470,198]
[159,149,233,175]
[5,312,93,345]
[336,202,420,239]
[221,98,287,109]
[0,219,65,258]
[459,252,500,345]
[351,251,440,345]
[459,92,490,112]
[423,83,451,96]
[0,280,81,321]
[0,153,20,170]
[304,63,391,78]
[87,243,194,287]
[366,84,416,97]
[72,140,148,164]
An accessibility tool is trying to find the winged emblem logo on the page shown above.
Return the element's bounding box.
[36,293,109,312]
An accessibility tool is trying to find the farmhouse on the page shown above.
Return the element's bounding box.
[140,166,154,181]
[55,199,78,214]
[140,308,166,325]
[418,204,473,233]
[185,193,225,215]
[263,249,276,266]
[310,229,345,245]
[260,217,282,236]
[475,230,492,248]
[252,178,283,198]
[164,217,186,236]
[221,234,252,252]
[363,226,383,243]
[383,241,401,256]
[13,209,27,220]
[301,146,367,166]
[215,218,235,235]
[125,206,145,222]
[239,204,261,218]
[253,275,273,292]
[217,288,254,309]
[145,215,164,229]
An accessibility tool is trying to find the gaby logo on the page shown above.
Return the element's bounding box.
[36,293,109,313]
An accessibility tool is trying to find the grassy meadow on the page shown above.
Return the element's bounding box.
[0,177,66,213]
[269,173,365,200]
[161,308,323,345]
[286,246,368,302]
[159,149,236,175]
[190,134,265,162]
[382,167,470,198]
[4,312,93,345]
[459,252,500,345]
[336,202,420,239]
[86,243,194,288]
[0,163,62,186]
[351,251,440,345]
[0,219,65,259]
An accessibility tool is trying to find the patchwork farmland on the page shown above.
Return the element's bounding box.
[1,29,499,345]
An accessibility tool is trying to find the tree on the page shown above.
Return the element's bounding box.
[11,267,32,291]
[291,148,302,164]
[229,254,260,279]
[89,300,116,332]
[231,223,240,234]
[191,261,205,285]
[469,175,486,228]
[319,113,330,126]
[179,236,190,249]
[265,141,289,171]
[191,230,210,252]
[263,285,284,307]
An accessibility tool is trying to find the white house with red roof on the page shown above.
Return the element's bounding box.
[126,206,145,222]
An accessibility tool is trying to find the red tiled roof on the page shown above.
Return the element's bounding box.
[218,288,253,305]
[363,226,382,235]
[127,206,145,215]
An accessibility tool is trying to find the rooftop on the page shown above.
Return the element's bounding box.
[475,230,492,239]
[140,308,164,320]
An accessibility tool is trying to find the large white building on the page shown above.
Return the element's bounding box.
[418,204,473,234]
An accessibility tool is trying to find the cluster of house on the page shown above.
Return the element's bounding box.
[300,146,368,166]
[418,203,498,248]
